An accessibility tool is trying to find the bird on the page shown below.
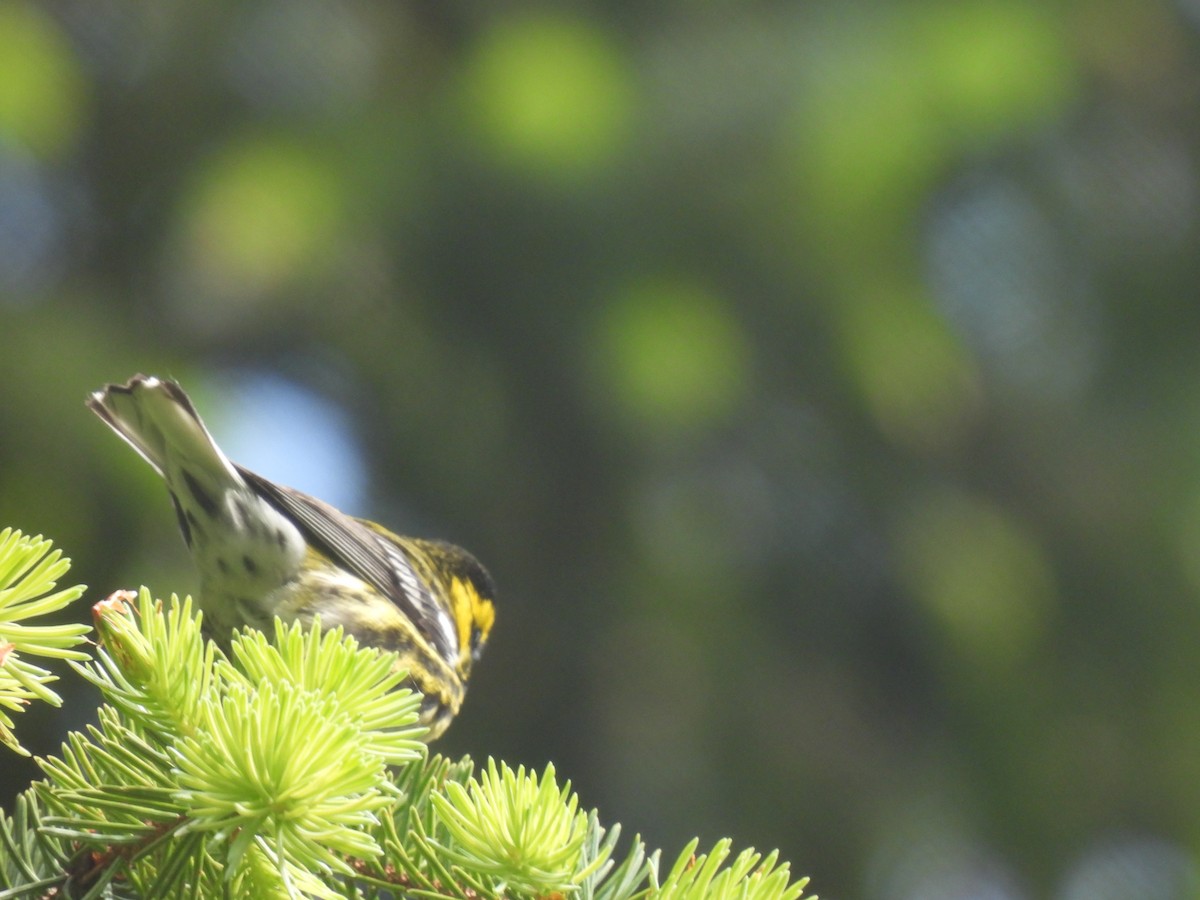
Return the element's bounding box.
[88,374,495,739]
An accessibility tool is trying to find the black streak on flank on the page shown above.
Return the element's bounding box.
[242,555,258,575]
[182,471,219,517]
[216,558,230,575]
[170,494,192,547]
[420,693,443,720]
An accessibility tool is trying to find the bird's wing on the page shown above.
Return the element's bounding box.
[237,467,449,655]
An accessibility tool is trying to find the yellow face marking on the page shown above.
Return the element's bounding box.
[471,585,495,635]
[450,577,494,669]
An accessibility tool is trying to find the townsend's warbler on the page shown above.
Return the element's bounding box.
[89,374,495,739]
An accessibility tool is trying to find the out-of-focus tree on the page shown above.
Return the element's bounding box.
[2,0,1199,896]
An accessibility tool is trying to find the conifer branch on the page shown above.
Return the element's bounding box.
[0,530,816,899]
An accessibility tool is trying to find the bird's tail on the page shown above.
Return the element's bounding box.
[88,374,240,485]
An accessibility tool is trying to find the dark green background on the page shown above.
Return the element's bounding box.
[2,1,1198,897]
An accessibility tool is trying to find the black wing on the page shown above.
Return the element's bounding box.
[238,466,452,656]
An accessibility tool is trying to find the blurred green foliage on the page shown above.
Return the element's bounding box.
[1,0,1198,897]
[458,13,635,177]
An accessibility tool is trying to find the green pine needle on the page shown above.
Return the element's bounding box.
[75,589,214,742]
[652,839,814,900]
[227,617,428,764]
[172,679,395,879]
[0,528,89,755]
[430,758,603,896]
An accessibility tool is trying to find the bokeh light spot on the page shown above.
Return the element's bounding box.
[0,149,66,298]
[206,370,366,514]
[459,14,635,178]
[837,287,980,451]
[177,135,344,299]
[789,27,939,234]
[893,488,1055,671]
[592,278,751,433]
[782,1,1075,249]
[1060,836,1198,900]
[916,0,1076,142]
[925,173,1098,403]
[0,1,86,158]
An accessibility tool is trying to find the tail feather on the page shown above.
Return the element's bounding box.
[88,374,240,485]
